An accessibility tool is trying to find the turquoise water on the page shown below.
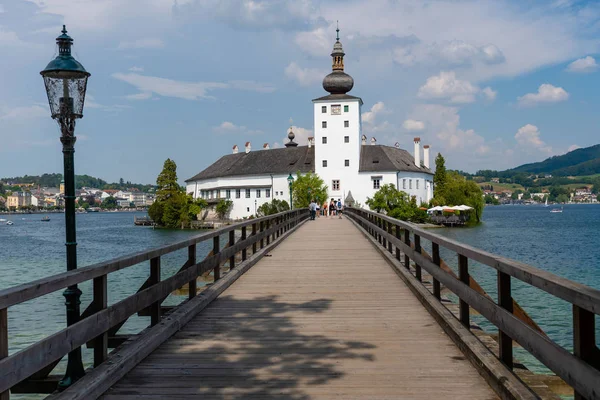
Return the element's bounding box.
[432,204,600,373]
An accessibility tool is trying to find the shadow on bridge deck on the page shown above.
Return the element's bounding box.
[102,217,498,400]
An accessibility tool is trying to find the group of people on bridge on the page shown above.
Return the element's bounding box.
[309,198,343,220]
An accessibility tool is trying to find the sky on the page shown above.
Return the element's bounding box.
[1,0,600,184]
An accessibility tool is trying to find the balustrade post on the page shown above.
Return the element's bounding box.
[395,224,401,261]
[498,271,513,369]
[432,243,441,300]
[378,217,383,244]
[252,223,257,254]
[1,307,8,400]
[387,221,393,254]
[266,219,271,245]
[414,234,422,282]
[458,254,470,329]
[149,257,161,326]
[92,275,108,366]
[241,226,247,261]
[260,221,265,249]
[229,230,235,270]
[188,244,197,299]
[404,229,410,270]
[213,235,221,281]
[573,305,597,400]
[382,220,387,248]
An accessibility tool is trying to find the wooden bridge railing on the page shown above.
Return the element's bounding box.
[0,209,309,399]
[345,207,600,400]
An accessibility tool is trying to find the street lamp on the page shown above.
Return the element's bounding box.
[41,25,90,389]
[287,174,294,209]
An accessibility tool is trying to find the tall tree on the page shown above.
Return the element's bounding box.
[156,159,180,201]
[434,153,447,192]
[291,172,328,208]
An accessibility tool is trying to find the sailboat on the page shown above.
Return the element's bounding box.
[544,197,549,207]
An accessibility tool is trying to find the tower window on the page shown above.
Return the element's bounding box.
[332,180,340,191]
[345,159,349,167]
[322,160,328,167]
[236,189,241,198]
[245,189,251,198]
[344,136,349,143]
[321,106,327,113]
[322,137,327,144]
[344,120,349,128]
[322,121,327,128]
[226,189,231,199]
[266,189,271,198]
[256,189,261,198]
[344,105,349,112]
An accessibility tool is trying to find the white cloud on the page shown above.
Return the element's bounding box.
[0,105,48,120]
[295,27,332,57]
[117,38,164,50]
[0,5,4,13]
[482,87,497,101]
[112,73,274,100]
[213,121,263,135]
[125,92,153,101]
[517,84,569,107]
[426,40,505,66]
[284,62,326,86]
[129,66,144,72]
[417,71,480,103]
[566,56,598,73]
[402,119,425,132]
[282,126,312,146]
[515,124,552,153]
[567,144,581,152]
[361,102,386,124]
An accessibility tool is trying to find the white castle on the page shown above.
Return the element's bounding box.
[186,28,434,220]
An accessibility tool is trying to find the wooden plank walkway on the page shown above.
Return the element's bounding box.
[101,216,498,400]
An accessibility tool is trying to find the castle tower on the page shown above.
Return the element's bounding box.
[313,24,363,202]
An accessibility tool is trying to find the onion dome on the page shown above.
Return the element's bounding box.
[322,25,354,95]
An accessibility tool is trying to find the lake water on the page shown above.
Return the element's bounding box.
[1,205,599,389]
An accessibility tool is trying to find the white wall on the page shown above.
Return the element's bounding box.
[186,174,294,220]
[396,172,434,205]
[313,98,362,203]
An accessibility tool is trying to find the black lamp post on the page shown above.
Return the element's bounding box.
[287,174,294,209]
[41,25,90,389]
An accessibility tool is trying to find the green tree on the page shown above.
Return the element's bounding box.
[365,184,427,222]
[434,153,447,193]
[101,196,118,209]
[215,199,233,220]
[119,177,125,186]
[156,159,180,202]
[591,177,600,194]
[438,172,484,223]
[292,172,328,208]
[257,199,290,216]
[556,194,569,203]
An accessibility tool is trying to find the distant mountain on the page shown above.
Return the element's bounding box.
[508,144,600,176]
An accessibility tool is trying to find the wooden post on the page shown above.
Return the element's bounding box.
[266,220,271,245]
[378,217,382,244]
[432,243,441,300]
[213,235,221,282]
[252,223,257,254]
[498,271,513,369]
[92,275,108,367]
[1,307,8,400]
[458,254,469,329]
[414,234,422,282]
[404,229,410,270]
[573,305,597,400]
[241,226,247,261]
[395,224,401,261]
[149,257,161,326]
[260,221,264,249]
[387,222,393,254]
[188,244,197,299]
[382,220,387,248]
[228,230,235,270]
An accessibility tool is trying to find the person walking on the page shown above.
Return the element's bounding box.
[337,199,343,219]
[322,201,328,217]
[309,200,317,220]
[329,199,336,218]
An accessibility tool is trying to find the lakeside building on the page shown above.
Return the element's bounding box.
[7,192,32,209]
[186,29,433,220]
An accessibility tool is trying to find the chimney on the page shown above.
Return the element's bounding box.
[232,145,238,154]
[361,135,367,145]
[423,145,430,169]
[370,137,377,145]
[308,137,314,148]
[413,137,421,167]
[263,143,270,150]
[245,142,251,153]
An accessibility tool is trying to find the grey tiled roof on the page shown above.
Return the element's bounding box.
[185,146,315,182]
[359,145,433,175]
[312,93,363,103]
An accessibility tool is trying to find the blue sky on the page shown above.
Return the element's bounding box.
[1,0,600,184]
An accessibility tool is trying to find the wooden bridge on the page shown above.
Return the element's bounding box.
[1,208,599,399]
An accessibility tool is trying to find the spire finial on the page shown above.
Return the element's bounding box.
[62,25,67,34]
[336,21,339,41]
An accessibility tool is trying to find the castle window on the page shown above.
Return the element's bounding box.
[266,189,271,198]
[345,159,349,167]
[245,189,251,198]
[322,121,327,128]
[322,137,327,144]
[236,189,241,198]
[409,180,412,189]
[344,120,349,128]
[332,180,340,191]
[256,189,261,198]
[321,106,327,113]
[323,160,328,167]
[344,136,349,143]
[344,105,349,112]
[226,189,231,199]
[373,179,381,189]
[416,180,419,190]
[403,179,406,189]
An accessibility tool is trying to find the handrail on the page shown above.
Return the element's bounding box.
[345,207,600,400]
[0,209,309,398]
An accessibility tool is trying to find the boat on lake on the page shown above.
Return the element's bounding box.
[6,221,13,225]
[550,207,563,213]
[41,216,50,222]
